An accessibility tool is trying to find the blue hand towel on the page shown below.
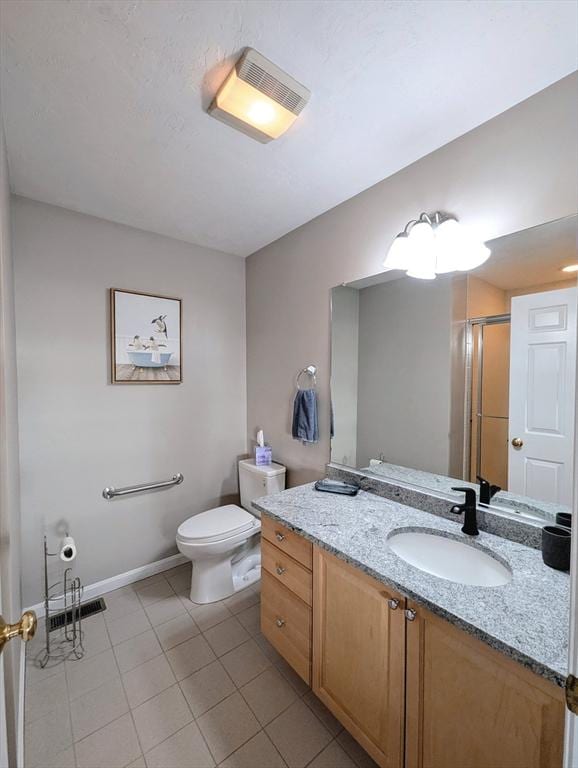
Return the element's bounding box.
[292,388,319,443]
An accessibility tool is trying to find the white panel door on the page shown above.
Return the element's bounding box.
[508,287,577,505]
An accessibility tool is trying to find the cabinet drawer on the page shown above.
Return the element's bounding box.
[262,538,312,606]
[262,516,313,570]
[261,570,311,684]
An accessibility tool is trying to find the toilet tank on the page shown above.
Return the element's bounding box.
[239,458,286,517]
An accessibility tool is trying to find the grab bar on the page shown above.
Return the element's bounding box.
[103,473,184,500]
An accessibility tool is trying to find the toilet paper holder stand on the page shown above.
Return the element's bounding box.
[37,535,84,667]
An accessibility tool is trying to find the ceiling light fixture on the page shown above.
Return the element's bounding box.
[561,264,578,273]
[383,212,491,279]
[208,48,310,143]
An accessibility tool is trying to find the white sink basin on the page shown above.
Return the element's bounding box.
[387,530,512,587]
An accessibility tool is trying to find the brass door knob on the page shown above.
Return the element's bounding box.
[0,610,37,654]
[275,618,286,628]
[511,437,524,448]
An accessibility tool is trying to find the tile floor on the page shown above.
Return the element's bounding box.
[24,564,378,768]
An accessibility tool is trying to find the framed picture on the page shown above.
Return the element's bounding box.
[110,288,182,384]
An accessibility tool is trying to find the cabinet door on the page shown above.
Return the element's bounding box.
[405,601,565,768]
[312,547,406,768]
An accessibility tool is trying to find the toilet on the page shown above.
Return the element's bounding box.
[176,458,286,604]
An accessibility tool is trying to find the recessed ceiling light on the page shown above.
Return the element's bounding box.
[561,264,578,273]
[208,48,310,143]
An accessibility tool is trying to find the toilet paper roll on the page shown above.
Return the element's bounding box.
[59,536,77,562]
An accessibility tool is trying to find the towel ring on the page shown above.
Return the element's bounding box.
[296,365,317,390]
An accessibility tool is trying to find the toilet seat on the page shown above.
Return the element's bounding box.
[177,504,258,544]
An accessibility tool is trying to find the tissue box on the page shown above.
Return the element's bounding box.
[255,446,272,466]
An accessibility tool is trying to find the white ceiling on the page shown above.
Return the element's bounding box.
[1,1,577,257]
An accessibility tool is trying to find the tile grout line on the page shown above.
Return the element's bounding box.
[181,678,221,768]
[233,679,295,767]
[236,667,295,725]
[150,606,201,654]
[301,736,341,768]
[57,630,75,767]
[101,597,147,767]
[105,573,216,766]
[127,648,217,765]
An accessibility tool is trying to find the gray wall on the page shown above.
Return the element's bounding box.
[13,198,247,606]
[246,74,578,487]
[0,109,22,764]
[330,286,359,467]
[356,277,453,473]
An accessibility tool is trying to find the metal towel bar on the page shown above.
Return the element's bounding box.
[103,473,184,500]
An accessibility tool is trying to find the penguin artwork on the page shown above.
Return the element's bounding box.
[129,335,144,350]
[144,336,166,350]
[151,315,168,338]
[147,336,161,365]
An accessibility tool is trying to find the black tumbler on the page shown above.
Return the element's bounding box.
[555,512,572,529]
[542,525,571,571]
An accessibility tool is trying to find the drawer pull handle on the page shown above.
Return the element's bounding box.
[276,566,287,575]
[405,608,417,622]
[275,532,285,542]
[275,618,286,628]
[388,599,399,610]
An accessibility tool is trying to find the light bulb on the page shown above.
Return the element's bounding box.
[456,236,491,271]
[383,234,410,270]
[246,100,276,126]
[434,218,490,273]
[406,221,436,279]
[434,218,461,273]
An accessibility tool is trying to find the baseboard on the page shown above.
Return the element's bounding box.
[27,552,187,618]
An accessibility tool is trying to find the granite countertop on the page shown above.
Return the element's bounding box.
[253,483,570,686]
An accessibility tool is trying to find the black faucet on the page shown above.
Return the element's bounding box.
[450,487,479,536]
[477,475,501,505]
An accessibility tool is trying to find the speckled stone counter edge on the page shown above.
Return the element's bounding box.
[327,463,543,549]
[255,495,567,687]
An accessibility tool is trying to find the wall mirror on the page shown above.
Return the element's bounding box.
[330,214,578,521]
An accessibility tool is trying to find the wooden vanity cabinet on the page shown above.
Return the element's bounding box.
[260,518,565,768]
[312,547,407,768]
[405,601,565,768]
[311,547,564,768]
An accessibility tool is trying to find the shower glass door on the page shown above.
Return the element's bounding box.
[469,315,511,489]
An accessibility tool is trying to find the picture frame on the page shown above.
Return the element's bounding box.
[110,288,182,384]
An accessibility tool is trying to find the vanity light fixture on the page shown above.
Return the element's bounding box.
[208,48,310,143]
[561,264,578,273]
[384,213,491,280]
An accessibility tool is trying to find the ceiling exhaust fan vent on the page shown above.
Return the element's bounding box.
[237,52,308,115]
[208,48,310,143]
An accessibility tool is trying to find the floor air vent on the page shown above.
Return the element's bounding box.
[48,597,106,632]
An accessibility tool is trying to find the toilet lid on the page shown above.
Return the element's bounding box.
[177,504,258,543]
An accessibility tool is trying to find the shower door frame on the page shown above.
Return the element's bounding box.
[463,313,511,485]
